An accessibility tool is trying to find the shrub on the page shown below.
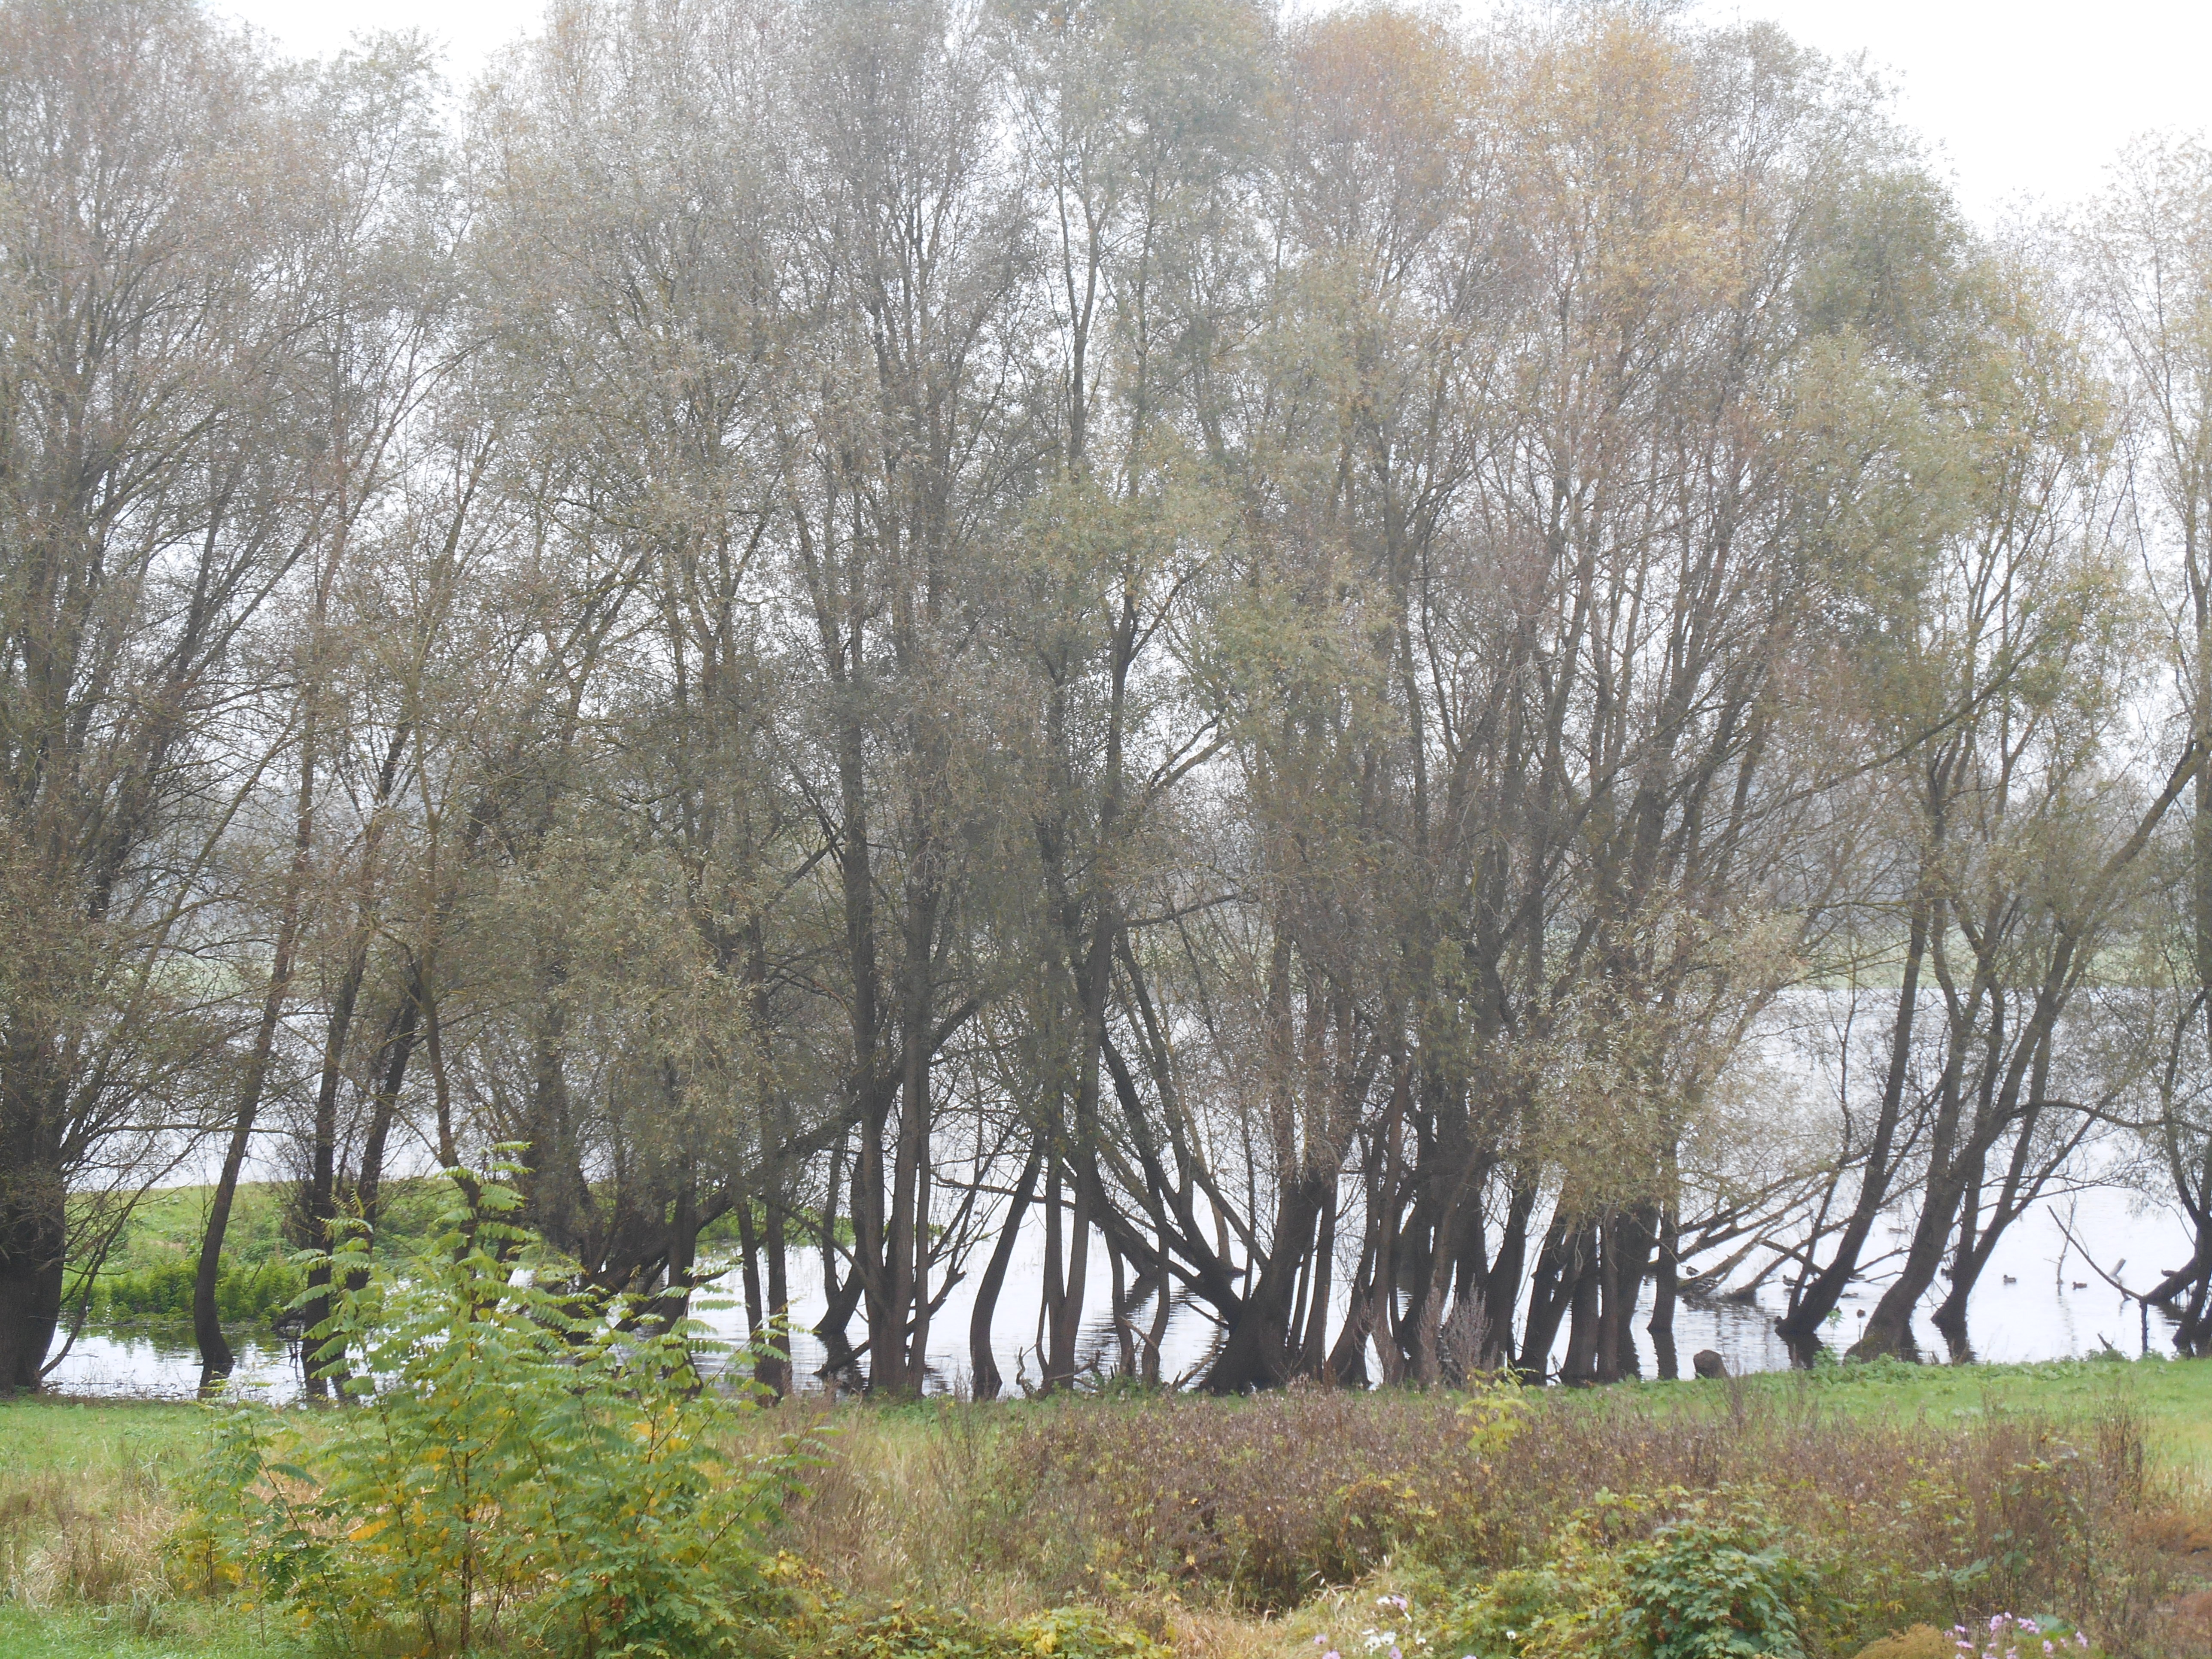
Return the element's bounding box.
[1615,1505,1808,1659]
[73,1253,304,1323]
[863,1382,2174,1647]
[1425,1489,1805,1659]
[175,1168,814,1658]
[818,1601,1169,1659]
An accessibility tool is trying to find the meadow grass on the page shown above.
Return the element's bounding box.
[4,1361,2212,1657]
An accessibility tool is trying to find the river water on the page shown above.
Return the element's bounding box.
[43,1179,2185,1400]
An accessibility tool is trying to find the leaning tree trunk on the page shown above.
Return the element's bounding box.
[969,1136,1042,1399]
[1776,900,1929,1356]
[196,714,318,1391]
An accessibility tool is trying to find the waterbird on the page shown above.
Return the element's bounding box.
[2002,1275,2017,1285]
[2072,1281,2088,1290]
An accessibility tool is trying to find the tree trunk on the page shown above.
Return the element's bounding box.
[1647,1200,1680,1380]
[969,1137,1042,1399]
[355,975,421,1237]
[298,939,370,1398]
[1776,901,1929,1352]
[1515,1211,1578,1379]
[1201,1172,1330,1392]
[0,1154,64,1393]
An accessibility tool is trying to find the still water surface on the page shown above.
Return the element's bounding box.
[45,1182,2182,1401]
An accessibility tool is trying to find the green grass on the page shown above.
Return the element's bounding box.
[70,1178,452,1279]
[0,1401,259,1659]
[6,1358,2212,1656]
[1617,1354,2212,1465]
[10,1354,2211,1489]
[0,1604,283,1659]
[0,1397,206,1474]
[60,1179,455,1327]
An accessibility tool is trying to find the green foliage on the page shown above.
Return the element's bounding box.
[1615,1508,1807,1659]
[62,1178,452,1326]
[1430,1492,1805,1659]
[175,1167,813,1658]
[74,1254,304,1323]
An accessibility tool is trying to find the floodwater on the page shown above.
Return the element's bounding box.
[42,1179,2186,1401]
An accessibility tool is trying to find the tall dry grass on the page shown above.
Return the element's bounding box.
[6,1381,2204,1657]
[750,1380,2202,1655]
[0,1451,176,1634]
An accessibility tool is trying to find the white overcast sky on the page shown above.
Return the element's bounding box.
[216,0,2211,225]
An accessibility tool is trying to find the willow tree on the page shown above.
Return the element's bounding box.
[0,0,329,1390]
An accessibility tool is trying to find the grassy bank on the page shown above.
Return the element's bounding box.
[63,1180,453,1324]
[1629,1353,2212,1465]
[6,1363,2212,1657]
[62,1181,803,1326]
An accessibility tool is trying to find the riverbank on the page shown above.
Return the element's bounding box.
[5,1361,2212,1657]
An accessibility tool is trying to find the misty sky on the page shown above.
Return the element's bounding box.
[218,0,2210,224]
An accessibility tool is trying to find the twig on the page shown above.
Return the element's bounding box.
[2052,1209,2137,1301]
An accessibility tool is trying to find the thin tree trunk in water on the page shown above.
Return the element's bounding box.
[744,918,790,1398]
[421,971,462,1185]
[1326,1204,1379,1386]
[1143,1240,1173,1384]
[1046,1069,1101,1390]
[969,1138,1041,1399]
[194,1093,268,1390]
[816,1146,865,1380]
[1107,1239,1136,1376]
[1516,1211,1576,1379]
[1778,900,1930,1352]
[298,937,370,1399]
[1483,1172,1539,1371]
[198,714,318,1392]
[664,1158,700,1333]
[738,1200,765,1350]
[908,1116,933,1387]
[1854,973,2005,1360]
[1598,1206,1654,1382]
[2183,1268,2212,1357]
[877,890,938,1395]
[355,974,421,1237]
[1648,1200,1680,1380]
[521,972,589,1256]
[1932,1152,1986,1361]
[334,728,416,1271]
[1933,1034,2057,1356]
[1041,1144,1064,1384]
[1299,1177,1336,1375]
[755,1199,790,1396]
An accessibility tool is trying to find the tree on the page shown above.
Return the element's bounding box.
[0,0,319,1390]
